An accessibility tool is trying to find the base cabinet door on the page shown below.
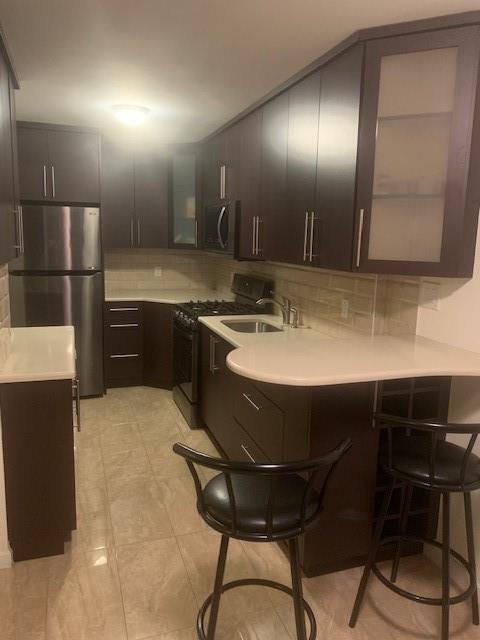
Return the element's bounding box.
[0,379,76,561]
[143,302,174,389]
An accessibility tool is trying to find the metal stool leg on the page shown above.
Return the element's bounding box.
[289,537,307,640]
[391,484,413,583]
[349,478,395,627]
[207,534,229,640]
[464,492,479,625]
[441,492,451,640]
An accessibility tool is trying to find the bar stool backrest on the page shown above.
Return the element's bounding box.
[375,413,480,491]
[173,438,352,539]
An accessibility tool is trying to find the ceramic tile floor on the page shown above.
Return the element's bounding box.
[1,385,478,639]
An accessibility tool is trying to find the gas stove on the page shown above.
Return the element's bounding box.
[174,299,262,330]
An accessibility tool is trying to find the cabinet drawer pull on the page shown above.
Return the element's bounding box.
[109,323,139,328]
[356,208,364,268]
[241,444,256,463]
[256,217,262,256]
[43,165,47,197]
[309,212,315,262]
[109,307,139,312]
[242,392,262,411]
[109,353,140,358]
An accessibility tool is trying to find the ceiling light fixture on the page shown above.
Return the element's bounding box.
[113,104,150,125]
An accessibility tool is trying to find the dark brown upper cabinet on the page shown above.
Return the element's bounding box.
[17,123,100,204]
[259,92,289,263]
[354,26,480,277]
[275,71,321,265]
[236,110,263,260]
[101,141,168,249]
[0,45,18,265]
[312,44,364,270]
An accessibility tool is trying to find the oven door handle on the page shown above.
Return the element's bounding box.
[217,205,227,249]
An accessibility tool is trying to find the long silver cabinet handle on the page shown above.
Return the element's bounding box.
[256,217,262,256]
[220,164,226,199]
[137,220,141,246]
[109,323,139,328]
[303,211,309,261]
[43,165,47,197]
[309,212,315,262]
[19,206,24,254]
[73,377,81,432]
[209,335,220,373]
[356,209,365,268]
[13,206,24,253]
[242,392,262,411]
[109,307,139,312]
[51,166,56,198]
[241,444,256,463]
[252,216,256,255]
[110,353,140,358]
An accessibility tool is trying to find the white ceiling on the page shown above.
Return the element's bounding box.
[1,0,480,147]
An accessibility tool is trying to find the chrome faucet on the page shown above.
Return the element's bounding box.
[256,296,292,327]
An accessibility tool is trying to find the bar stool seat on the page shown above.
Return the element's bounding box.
[203,472,321,536]
[350,414,480,640]
[379,435,480,489]
[174,438,351,640]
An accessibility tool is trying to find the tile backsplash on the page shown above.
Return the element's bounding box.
[105,249,421,337]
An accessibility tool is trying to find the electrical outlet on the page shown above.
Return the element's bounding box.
[154,267,162,277]
[340,299,349,319]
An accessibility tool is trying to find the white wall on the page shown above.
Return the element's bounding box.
[417,230,480,579]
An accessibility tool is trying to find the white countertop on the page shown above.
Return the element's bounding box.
[0,326,76,384]
[105,288,232,304]
[200,315,480,386]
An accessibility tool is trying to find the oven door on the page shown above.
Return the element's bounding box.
[203,201,235,253]
[173,322,199,403]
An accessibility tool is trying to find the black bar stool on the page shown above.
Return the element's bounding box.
[174,438,351,640]
[350,413,480,640]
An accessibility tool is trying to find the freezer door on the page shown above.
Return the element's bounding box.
[9,205,101,271]
[9,272,104,397]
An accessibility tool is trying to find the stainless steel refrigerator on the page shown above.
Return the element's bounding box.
[9,205,104,397]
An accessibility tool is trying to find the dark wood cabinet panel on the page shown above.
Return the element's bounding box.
[101,141,135,249]
[0,379,76,561]
[282,71,321,265]
[313,45,363,270]
[0,51,16,264]
[260,92,289,262]
[18,124,100,204]
[17,126,49,202]
[355,26,480,276]
[104,301,143,387]
[47,129,100,204]
[236,110,263,260]
[143,302,173,389]
[134,154,169,248]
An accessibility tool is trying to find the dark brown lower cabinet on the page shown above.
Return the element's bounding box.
[0,379,76,561]
[104,301,174,390]
[143,303,174,389]
[199,325,450,576]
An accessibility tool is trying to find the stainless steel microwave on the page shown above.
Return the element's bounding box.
[203,200,238,253]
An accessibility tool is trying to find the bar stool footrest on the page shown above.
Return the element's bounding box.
[372,535,477,606]
[196,577,317,640]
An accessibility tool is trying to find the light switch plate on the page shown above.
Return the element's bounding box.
[341,299,349,319]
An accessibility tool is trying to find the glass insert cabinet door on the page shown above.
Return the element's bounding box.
[171,153,197,247]
[355,26,480,276]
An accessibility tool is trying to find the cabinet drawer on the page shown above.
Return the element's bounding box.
[104,301,143,326]
[233,379,285,460]
[105,325,143,356]
[105,353,143,383]
[221,417,270,463]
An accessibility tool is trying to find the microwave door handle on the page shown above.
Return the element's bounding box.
[217,205,227,249]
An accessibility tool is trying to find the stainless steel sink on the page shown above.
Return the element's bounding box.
[221,319,282,333]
